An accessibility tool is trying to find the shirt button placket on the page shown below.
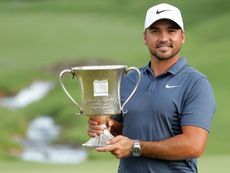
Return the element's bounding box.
[148,77,157,92]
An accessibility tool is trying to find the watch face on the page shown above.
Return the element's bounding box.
[133,147,141,157]
[132,141,141,157]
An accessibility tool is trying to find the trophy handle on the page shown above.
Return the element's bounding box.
[121,67,141,113]
[59,69,83,114]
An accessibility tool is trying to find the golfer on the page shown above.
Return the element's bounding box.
[88,3,216,173]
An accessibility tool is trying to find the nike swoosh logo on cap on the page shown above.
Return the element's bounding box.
[156,9,171,14]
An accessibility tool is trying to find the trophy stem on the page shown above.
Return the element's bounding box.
[82,124,113,148]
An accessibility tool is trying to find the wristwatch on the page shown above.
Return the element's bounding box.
[131,140,141,157]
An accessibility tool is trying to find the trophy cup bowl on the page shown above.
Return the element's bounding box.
[59,65,141,148]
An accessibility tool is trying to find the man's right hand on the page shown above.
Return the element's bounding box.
[88,116,122,137]
[87,117,105,137]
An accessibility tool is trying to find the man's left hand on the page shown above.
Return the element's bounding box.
[96,135,134,159]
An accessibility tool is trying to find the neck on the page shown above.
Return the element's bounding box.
[150,56,180,76]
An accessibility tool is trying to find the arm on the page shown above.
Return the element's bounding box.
[96,125,208,160]
[140,125,208,160]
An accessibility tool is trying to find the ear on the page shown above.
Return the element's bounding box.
[181,31,185,44]
[143,31,147,44]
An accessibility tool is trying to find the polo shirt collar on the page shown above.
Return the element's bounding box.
[143,57,188,76]
[167,57,188,75]
[143,62,151,73]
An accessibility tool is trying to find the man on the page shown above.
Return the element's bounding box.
[88,3,215,173]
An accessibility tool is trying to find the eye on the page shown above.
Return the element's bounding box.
[168,29,177,33]
[149,29,159,34]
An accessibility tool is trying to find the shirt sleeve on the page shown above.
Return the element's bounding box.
[181,77,216,132]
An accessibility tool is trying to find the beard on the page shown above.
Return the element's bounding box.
[150,45,181,61]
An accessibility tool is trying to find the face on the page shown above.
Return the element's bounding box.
[144,19,185,61]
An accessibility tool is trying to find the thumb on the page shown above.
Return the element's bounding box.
[107,118,114,127]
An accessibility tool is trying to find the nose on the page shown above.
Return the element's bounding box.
[159,31,169,42]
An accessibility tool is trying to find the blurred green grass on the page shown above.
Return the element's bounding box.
[0,155,230,173]
[0,0,229,162]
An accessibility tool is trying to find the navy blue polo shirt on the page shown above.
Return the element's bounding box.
[114,57,216,173]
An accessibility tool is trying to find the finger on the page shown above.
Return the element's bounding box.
[88,118,105,130]
[88,119,99,126]
[88,130,102,137]
[107,135,123,144]
[88,128,103,136]
[89,124,104,131]
[96,144,114,152]
[111,151,121,159]
[88,132,97,137]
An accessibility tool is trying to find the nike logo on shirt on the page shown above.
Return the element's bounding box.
[165,84,179,89]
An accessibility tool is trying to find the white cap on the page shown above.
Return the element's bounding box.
[144,3,184,31]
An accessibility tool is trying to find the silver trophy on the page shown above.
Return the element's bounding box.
[59,65,141,148]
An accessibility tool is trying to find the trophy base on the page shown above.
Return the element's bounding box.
[82,127,113,149]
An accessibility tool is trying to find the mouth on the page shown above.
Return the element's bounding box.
[157,44,172,52]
